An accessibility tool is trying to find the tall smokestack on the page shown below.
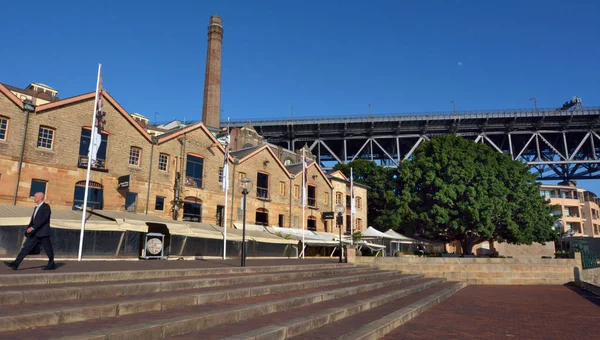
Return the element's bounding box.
[202,15,223,131]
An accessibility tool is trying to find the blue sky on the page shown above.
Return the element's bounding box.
[1,0,599,189]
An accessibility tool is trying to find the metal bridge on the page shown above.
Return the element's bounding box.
[224,107,600,180]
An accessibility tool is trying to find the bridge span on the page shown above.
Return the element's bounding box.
[225,107,600,180]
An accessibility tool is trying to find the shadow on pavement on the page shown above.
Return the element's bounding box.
[564,282,600,308]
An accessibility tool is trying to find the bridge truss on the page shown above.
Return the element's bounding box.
[226,108,600,180]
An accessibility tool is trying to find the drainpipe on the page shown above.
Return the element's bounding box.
[13,99,35,205]
[145,136,157,214]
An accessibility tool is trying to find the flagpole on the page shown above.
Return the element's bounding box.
[301,149,306,259]
[77,63,102,262]
[350,167,354,246]
[222,118,230,260]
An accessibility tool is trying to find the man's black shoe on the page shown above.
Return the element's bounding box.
[42,264,56,271]
[3,261,18,271]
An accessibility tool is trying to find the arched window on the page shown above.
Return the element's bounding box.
[73,181,103,210]
[356,196,362,209]
[256,208,269,226]
[183,197,202,222]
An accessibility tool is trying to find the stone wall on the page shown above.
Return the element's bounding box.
[581,267,600,286]
[579,267,600,295]
[349,255,581,285]
[494,242,556,259]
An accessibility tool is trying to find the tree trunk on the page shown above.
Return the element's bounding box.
[461,238,475,255]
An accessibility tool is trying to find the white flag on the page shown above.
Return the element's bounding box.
[350,167,356,214]
[301,150,307,207]
[88,69,104,166]
[222,131,230,192]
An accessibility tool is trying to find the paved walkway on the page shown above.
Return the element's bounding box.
[386,284,600,339]
[0,258,341,274]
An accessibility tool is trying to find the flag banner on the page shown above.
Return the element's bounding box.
[222,126,230,192]
[78,64,103,262]
[350,167,356,214]
[88,69,104,166]
[301,150,307,207]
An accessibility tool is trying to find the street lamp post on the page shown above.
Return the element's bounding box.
[239,177,253,267]
[335,204,345,263]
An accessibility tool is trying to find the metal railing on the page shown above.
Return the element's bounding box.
[307,197,316,207]
[78,156,106,170]
[581,250,599,269]
[257,187,269,199]
[222,107,600,126]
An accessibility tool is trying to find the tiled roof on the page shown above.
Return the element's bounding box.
[0,83,60,102]
[285,160,314,175]
[230,144,264,159]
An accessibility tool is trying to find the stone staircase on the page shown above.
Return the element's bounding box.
[0,263,465,339]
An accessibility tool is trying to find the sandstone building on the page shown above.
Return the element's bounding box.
[0,82,367,236]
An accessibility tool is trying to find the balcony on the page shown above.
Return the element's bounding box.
[78,157,108,172]
[308,197,317,208]
[257,187,269,200]
[185,177,202,188]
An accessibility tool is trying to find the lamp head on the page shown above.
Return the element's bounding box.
[335,204,345,215]
[239,177,253,194]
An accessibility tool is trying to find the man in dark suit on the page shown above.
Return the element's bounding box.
[4,192,56,270]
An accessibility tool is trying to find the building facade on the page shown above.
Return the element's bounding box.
[0,82,366,236]
[540,183,600,238]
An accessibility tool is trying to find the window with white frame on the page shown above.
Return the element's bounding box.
[0,117,8,141]
[158,153,169,171]
[37,126,55,149]
[129,147,141,166]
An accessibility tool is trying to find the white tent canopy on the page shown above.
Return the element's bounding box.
[384,229,418,244]
[361,226,398,239]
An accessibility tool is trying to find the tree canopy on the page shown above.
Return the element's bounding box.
[331,159,399,229]
[394,134,556,254]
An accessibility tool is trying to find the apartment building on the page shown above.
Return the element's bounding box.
[540,183,600,237]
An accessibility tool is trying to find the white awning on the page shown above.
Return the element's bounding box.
[356,240,387,250]
[384,229,418,243]
[361,226,394,239]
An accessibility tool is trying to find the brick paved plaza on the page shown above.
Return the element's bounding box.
[388,285,600,339]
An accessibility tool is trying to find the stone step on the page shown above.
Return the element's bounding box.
[0,263,352,287]
[336,281,466,339]
[1,272,423,339]
[0,270,411,332]
[1,266,377,306]
[182,278,446,340]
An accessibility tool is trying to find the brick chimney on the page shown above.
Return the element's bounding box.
[201,15,223,132]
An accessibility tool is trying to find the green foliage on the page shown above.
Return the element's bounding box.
[331,159,399,229]
[352,231,363,242]
[395,134,556,255]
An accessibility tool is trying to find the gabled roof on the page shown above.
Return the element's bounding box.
[230,144,263,160]
[286,160,333,189]
[157,121,231,161]
[285,160,314,175]
[327,170,348,181]
[34,90,153,142]
[0,83,24,109]
[234,144,292,177]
